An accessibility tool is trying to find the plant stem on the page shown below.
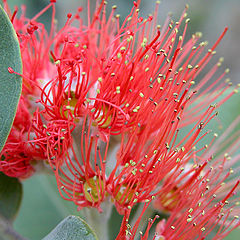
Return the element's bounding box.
[82,201,113,240]
[0,215,28,240]
[130,203,155,233]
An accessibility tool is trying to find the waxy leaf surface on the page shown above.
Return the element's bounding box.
[42,215,98,240]
[0,5,22,151]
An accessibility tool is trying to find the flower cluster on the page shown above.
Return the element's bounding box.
[0,0,239,239]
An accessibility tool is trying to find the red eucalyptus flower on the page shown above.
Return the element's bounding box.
[0,0,239,238]
[153,117,240,215]
[0,97,35,178]
[0,0,56,177]
[116,150,240,240]
[23,0,237,212]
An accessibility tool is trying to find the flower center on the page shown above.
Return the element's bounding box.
[60,91,80,119]
[92,106,112,129]
[83,177,105,203]
[155,187,179,212]
[114,184,135,205]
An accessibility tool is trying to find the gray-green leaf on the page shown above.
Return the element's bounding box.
[42,215,98,240]
[0,172,23,221]
[0,5,22,151]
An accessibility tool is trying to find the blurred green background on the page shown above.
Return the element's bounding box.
[1,0,240,239]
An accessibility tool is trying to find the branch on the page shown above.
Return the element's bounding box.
[0,215,28,240]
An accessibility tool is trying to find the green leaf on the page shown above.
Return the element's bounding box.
[0,5,22,152]
[42,215,98,240]
[0,172,22,220]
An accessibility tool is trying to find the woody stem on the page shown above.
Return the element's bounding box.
[0,215,28,240]
[82,201,113,240]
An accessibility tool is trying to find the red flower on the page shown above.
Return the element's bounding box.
[116,151,240,240]
[1,3,239,240]
[154,170,240,240]
[0,0,56,178]
[18,0,237,213]
[0,97,35,178]
[153,117,240,215]
[31,111,107,210]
